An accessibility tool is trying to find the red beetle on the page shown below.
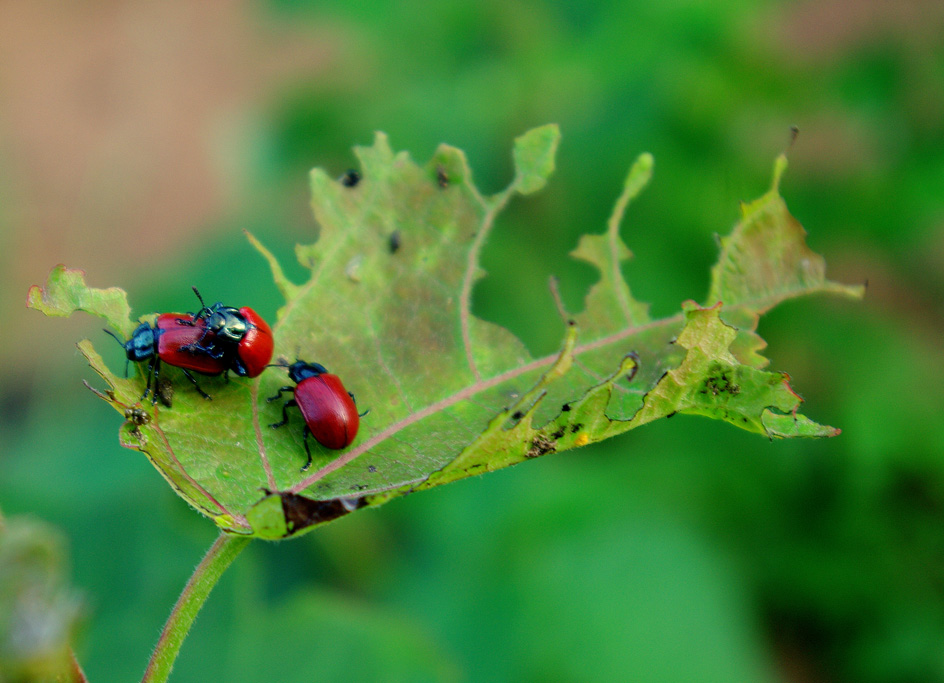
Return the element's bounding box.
[183,288,274,378]
[267,361,365,472]
[105,313,227,403]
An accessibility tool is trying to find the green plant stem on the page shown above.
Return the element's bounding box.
[141,532,251,683]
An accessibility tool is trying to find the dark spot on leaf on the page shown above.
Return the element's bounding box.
[389,230,401,254]
[436,164,449,188]
[550,428,566,440]
[570,423,583,434]
[277,491,366,535]
[561,403,571,412]
[666,411,676,418]
[157,377,174,407]
[527,434,556,458]
[704,368,741,396]
[124,407,150,426]
[340,169,361,187]
[351,484,368,491]
[368,465,377,473]
[511,410,524,420]
[703,366,740,397]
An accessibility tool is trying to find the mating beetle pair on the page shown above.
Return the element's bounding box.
[105,288,363,471]
[104,288,274,401]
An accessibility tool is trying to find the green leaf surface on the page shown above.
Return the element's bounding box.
[707,154,866,367]
[26,265,131,333]
[27,127,862,538]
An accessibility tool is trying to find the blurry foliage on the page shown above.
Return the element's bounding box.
[0,512,82,683]
[3,0,944,681]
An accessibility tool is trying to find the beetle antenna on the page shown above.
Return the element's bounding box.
[102,328,131,377]
[103,328,125,346]
[191,286,206,308]
[190,286,212,318]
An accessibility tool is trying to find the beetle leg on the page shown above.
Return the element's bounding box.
[180,339,223,359]
[269,397,297,428]
[348,392,370,417]
[266,387,294,404]
[301,425,313,472]
[142,357,159,404]
[181,369,212,400]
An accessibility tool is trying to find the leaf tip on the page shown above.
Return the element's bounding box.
[25,283,43,309]
[626,152,654,192]
[512,123,561,195]
[771,153,788,193]
[245,230,298,301]
[370,130,391,151]
[26,264,68,311]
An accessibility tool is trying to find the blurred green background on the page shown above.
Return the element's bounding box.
[2,0,943,681]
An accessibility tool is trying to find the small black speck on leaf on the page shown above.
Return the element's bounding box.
[340,169,361,187]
